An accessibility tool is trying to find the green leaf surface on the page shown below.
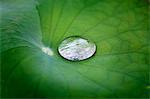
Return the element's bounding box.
[0,0,149,98]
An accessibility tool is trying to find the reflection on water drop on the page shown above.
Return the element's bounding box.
[58,36,96,61]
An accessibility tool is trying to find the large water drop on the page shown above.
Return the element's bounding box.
[58,36,96,61]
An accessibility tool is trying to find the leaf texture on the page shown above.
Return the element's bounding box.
[0,0,149,98]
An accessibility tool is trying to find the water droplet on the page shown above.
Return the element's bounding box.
[58,36,96,61]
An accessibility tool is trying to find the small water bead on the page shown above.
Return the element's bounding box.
[58,36,96,61]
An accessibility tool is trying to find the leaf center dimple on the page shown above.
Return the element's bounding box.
[42,47,54,56]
